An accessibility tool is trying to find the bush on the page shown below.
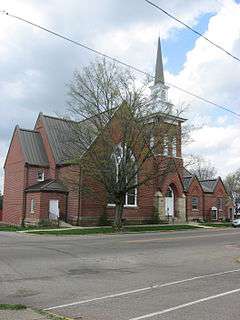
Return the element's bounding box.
[152,209,160,224]
[38,219,59,228]
[98,210,111,226]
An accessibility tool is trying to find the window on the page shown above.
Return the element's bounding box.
[163,136,168,156]
[211,208,217,220]
[37,170,44,182]
[192,197,199,210]
[172,137,177,157]
[149,135,155,150]
[30,199,36,213]
[217,198,223,210]
[108,143,137,207]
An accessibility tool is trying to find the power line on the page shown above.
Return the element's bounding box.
[144,0,240,64]
[1,10,240,119]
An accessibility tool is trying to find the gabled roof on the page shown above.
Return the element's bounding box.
[38,114,97,165]
[183,176,193,192]
[183,167,193,178]
[199,179,218,193]
[25,179,68,193]
[19,128,49,166]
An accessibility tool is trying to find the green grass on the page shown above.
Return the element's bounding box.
[0,225,26,232]
[200,222,232,228]
[27,224,199,235]
[0,304,27,310]
[0,225,62,232]
[125,224,199,232]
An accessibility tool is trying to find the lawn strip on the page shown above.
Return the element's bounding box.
[0,304,27,310]
[27,224,200,235]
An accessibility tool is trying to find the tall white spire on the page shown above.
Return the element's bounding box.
[151,37,173,113]
[154,37,164,85]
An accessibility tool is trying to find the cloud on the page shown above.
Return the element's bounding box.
[0,0,236,191]
[169,0,240,176]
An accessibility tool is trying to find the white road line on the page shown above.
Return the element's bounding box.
[44,268,240,310]
[128,288,240,320]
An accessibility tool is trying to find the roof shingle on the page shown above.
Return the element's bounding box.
[19,129,49,166]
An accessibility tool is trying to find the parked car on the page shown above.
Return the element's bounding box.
[232,218,240,227]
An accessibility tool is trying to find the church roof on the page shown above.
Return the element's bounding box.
[19,128,49,166]
[39,114,96,165]
[154,37,165,85]
[199,179,218,193]
[25,179,68,193]
[182,176,193,192]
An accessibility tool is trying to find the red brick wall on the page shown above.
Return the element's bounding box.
[25,192,67,224]
[57,165,80,223]
[40,192,67,220]
[203,179,229,221]
[186,177,203,221]
[25,192,41,224]
[2,128,26,225]
[26,166,50,187]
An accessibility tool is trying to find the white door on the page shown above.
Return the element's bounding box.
[49,200,59,220]
[165,187,174,217]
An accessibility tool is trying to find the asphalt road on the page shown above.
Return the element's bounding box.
[1,228,240,319]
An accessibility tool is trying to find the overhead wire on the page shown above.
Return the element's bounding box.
[0,9,240,119]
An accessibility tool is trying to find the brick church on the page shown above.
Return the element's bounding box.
[2,38,233,226]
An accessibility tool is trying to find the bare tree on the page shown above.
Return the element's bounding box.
[188,156,217,180]
[61,59,185,230]
[224,169,240,206]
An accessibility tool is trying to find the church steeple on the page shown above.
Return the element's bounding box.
[154,37,164,85]
[151,37,173,113]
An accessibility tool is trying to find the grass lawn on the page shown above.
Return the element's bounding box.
[0,225,62,232]
[27,224,200,235]
[0,304,27,310]
[200,222,232,228]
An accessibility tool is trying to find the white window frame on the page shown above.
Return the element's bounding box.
[30,199,36,213]
[107,143,138,208]
[217,197,223,210]
[192,196,199,210]
[149,135,155,150]
[37,170,45,182]
[162,135,169,156]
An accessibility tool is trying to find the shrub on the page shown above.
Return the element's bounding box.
[152,209,160,224]
[98,210,111,226]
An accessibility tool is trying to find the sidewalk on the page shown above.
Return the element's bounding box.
[0,308,72,320]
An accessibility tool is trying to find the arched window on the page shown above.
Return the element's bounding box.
[166,187,173,198]
[108,143,137,207]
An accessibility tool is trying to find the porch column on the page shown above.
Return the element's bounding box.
[154,191,166,222]
[176,194,186,223]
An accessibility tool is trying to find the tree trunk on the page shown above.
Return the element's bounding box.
[114,198,124,232]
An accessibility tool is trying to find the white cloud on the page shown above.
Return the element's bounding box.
[170,0,240,176]
[0,0,238,192]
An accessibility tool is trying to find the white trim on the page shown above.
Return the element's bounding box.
[128,288,240,320]
[37,170,45,182]
[30,198,35,214]
[44,268,240,311]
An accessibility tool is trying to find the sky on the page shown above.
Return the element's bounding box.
[0,0,240,192]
